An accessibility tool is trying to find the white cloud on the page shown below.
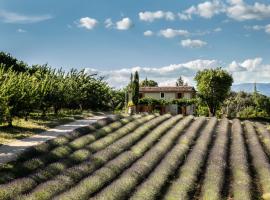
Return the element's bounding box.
[179,0,225,20]
[17,28,26,33]
[245,24,270,34]
[143,30,154,36]
[0,10,52,24]
[266,24,270,34]
[228,61,246,72]
[104,18,114,29]
[181,39,207,48]
[116,17,133,30]
[77,17,98,30]
[178,0,270,21]
[85,58,270,88]
[85,59,218,88]
[159,28,189,38]
[214,27,222,32]
[139,11,175,22]
[227,57,264,72]
[227,1,270,21]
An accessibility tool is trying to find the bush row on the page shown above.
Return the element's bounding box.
[85,114,156,153]
[18,115,138,175]
[160,117,217,200]
[255,122,270,156]
[230,119,251,200]
[244,121,270,200]
[17,115,121,163]
[200,118,230,200]
[52,115,186,200]
[0,115,122,184]
[0,115,143,200]
[91,117,206,200]
[13,115,171,200]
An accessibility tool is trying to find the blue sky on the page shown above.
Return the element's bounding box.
[0,0,270,87]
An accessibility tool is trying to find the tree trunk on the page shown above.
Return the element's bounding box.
[7,117,13,127]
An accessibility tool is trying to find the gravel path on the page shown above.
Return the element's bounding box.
[0,115,109,164]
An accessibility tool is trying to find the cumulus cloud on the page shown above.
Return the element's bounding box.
[139,11,175,22]
[17,28,27,33]
[0,10,53,24]
[227,57,264,72]
[227,0,270,21]
[85,59,219,88]
[178,0,270,21]
[178,0,225,20]
[143,30,154,36]
[77,17,98,30]
[85,57,270,88]
[104,18,114,29]
[181,39,207,48]
[116,17,133,30]
[159,28,189,38]
[245,24,270,34]
[214,27,222,32]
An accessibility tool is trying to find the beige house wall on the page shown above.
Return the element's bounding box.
[144,92,192,100]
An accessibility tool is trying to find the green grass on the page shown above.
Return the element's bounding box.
[0,111,95,145]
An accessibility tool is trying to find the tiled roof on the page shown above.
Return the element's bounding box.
[139,86,196,92]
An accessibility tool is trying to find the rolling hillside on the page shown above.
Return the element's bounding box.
[232,83,270,96]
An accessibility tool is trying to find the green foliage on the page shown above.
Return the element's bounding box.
[0,52,27,72]
[176,76,184,86]
[0,63,121,126]
[140,78,158,87]
[222,91,270,118]
[132,71,139,106]
[138,97,196,106]
[195,68,233,116]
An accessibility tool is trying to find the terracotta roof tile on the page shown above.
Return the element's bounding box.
[139,86,195,92]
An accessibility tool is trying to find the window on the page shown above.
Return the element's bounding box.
[160,92,165,98]
[177,93,182,99]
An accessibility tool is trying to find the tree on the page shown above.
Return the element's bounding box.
[0,52,27,72]
[195,68,233,116]
[140,78,158,87]
[176,76,184,86]
[132,71,140,106]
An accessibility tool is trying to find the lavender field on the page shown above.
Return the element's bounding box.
[0,114,270,200]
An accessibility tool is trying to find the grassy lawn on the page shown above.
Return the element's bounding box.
[0,111,96,145]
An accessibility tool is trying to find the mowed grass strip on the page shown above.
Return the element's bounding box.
[157,117,217,200]
[244,121,270,200]
[12,115,171,200]
[90,117,206,200]
[200,118,230,200]
[52,115,188,200]
[255,122,270,156]
[0,115,145,200]
[230,119,251,200]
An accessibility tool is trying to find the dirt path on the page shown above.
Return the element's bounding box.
[0,115,109,164]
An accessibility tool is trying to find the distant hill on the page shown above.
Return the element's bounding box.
[232,83,270,96]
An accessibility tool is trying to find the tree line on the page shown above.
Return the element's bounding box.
[0,52,125,126]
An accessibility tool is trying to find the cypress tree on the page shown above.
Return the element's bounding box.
[132,71,139,105]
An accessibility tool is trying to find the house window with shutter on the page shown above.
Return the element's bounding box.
[160,92,165,99]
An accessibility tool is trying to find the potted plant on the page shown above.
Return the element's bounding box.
[127,101,135,115]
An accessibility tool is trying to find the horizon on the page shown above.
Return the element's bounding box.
[1,0,270,87]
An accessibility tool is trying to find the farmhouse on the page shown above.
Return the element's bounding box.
[138,86,196,115]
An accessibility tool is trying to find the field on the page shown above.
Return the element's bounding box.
[0,114,270,200]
